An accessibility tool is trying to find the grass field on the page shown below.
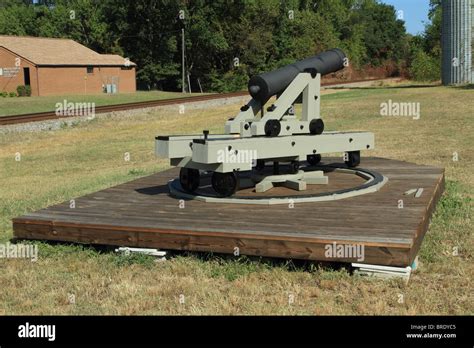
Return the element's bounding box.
[0,83,472,315]
[0,90,206,116]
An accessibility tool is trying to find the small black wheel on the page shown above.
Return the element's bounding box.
[307,154,322,166]
[345,151,360,168]
[255,159,266,172]
[309,119,324,135]
[264,119,281,137]
[289,160,300,174]
[179,167,200,192]
[211,172,238,197]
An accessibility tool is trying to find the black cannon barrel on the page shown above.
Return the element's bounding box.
[248,48,346,103]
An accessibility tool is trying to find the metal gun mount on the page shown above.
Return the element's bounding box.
[156,49,374,197]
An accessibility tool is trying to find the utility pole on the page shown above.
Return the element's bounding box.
[181,28,185,93]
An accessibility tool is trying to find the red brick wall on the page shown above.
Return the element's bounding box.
[0,47,39,96]
[0,47,136,96]
[37,66,136,96]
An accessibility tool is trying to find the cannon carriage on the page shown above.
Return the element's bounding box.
[156,49,374,197]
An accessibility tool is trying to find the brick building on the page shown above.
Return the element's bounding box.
[0,36,136,96]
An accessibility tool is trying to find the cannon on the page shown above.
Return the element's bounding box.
[248,48,347,103]
[156,49,374,197]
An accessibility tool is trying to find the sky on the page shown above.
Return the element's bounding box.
[380,0,431,35]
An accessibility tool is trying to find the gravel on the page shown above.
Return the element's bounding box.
[0,95,249,134]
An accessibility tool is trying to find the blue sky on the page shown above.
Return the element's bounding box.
[380,0,431,35]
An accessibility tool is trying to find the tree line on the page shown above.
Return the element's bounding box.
[0,0,442,92]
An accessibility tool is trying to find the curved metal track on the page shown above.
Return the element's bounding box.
[169,163,388,205]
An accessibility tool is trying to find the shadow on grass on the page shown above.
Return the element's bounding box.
[452,84,474,90]
[171,250,351,281]
[10,238,352,280]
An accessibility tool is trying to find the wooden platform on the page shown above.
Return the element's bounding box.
[12,157,445,266]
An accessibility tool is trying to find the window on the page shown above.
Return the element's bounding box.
[87,66,94,74]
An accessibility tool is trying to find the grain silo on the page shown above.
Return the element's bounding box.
[441,0,474,84]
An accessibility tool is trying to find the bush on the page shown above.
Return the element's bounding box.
[16,85,26,97]
[1,92,7,97]
[409,49,440,81]
[25,85,31,96]
[209,66,248,93]
[9,92,17,97]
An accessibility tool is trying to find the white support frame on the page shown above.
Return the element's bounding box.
[225,72,321,137]
[157,131,374,173]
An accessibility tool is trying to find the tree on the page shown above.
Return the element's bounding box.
[423,0,442,59]
[409,48,440,81]
[0,0,412,91]
[355,0,407,65]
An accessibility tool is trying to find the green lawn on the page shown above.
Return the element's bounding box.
[0,84,472,314]
[0,90,208,116]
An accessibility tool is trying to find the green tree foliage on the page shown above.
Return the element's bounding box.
[0,0,36,35]
[409,48,440,81]
[423,0,442,59]
[101,0,182,90]
[354,0,407,65]
[406,0,441,81]
[0,0,413,91]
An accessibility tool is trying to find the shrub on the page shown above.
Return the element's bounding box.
[9,92,17,97]
[409,49,440,81]
[1,92,7,97]
[16,85,26,97]
[209,66,248,93]
[25,85,31,96]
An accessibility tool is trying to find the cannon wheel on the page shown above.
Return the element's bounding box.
[179,168,200,192]
[307,154,322,166]
[345,151,360,168]
[309,119,324,135]
[264,119,281,137]
[211,172,238,197]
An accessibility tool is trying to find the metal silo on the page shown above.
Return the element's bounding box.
[442,0,473,84]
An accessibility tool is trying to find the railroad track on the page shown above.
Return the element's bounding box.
[0,78,389,126]
[0,91,247,126]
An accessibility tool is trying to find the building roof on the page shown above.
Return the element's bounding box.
[0,35,136,67]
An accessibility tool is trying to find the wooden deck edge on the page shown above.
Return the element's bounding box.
[408,171,446,264]
[12,217,412,249]
[13,219,412,267]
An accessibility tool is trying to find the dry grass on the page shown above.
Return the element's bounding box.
[0,83,472,315]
